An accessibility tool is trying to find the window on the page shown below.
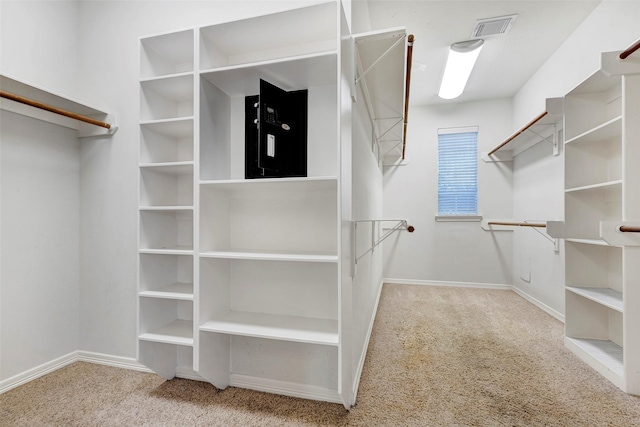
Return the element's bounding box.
[437,127,479,218]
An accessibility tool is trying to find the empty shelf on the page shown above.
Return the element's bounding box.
[566,337,623,378]
[139,319,193,345]
[200,249,338,263]
[200,311,339,346]
[139,282,194,300]
[566,287,623,312]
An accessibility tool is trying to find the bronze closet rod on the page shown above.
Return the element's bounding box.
[488,221,546,228]
[620,39,640,60]
[0,90,112,129]
[619,225,640,233]
[402,34,414,160]
[488,111,548,156]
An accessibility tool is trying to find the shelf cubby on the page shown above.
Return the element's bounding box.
[140,163,193,207]
[199,54,338,181]
[140,74,194,121]
[198,2,336,70]
[564,71,622,141]
[140,118,194,163]
[138,297,194,346]
[199,257,338,330]
[564,122,621,189]
[141,29,194,79]
[199,178,337,255]
[566,290,623,348]
[140,210,193,252]
[139,253,194,300]
[564,181,622,240]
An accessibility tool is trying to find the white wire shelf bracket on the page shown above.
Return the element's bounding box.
[352,219,414,276]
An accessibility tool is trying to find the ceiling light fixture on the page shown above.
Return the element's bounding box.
[438,39,484,100]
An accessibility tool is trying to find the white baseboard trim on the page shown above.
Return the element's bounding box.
[77,351,152,373]
[384,278,512,290]
[351,278,383,403]
[229,373,342,404]
[384,278,565,323]
[0,351,77,394]
[511,286,565,323]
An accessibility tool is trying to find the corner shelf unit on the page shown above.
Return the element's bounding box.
[562,51,640,395]
[137,2,409,409]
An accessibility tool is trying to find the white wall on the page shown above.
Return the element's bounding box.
[0,1,81,382]
[0,112,80,381]
[383,99,514,285]
[510,0,640,316]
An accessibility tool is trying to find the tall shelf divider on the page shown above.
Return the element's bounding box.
[137,2,409,408]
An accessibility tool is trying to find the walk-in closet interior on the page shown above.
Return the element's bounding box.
[2,0,640,410]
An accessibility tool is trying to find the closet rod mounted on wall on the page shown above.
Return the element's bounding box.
[487,221,546,228]
[0,90,113,129]
[402,34,414,160]
[487,111,548,156]
[618,225,640,233]
[619,39,640,60]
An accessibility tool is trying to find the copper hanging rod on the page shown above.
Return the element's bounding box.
[0,90,112,129]
[402,34,414,160]
[619,39,640,60]
[619,225,640,233]
[488,111,548,156]
[488,221,546,228]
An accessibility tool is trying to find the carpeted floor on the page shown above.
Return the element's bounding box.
[2,284,640,426]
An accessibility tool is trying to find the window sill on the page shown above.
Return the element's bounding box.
[435,215,483,222]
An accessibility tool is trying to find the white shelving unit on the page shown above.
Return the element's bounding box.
[138,27,197,380]
[562,51,640,395]
[137,2,409,409]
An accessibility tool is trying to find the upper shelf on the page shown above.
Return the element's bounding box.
[483,97,563,162]
[353,27,410,166]
[0,74,117,137]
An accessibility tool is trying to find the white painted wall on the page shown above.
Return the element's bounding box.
[510,0,640,316]
[0,112,80,381]
[0,1,81,382]
[383,99,514,285]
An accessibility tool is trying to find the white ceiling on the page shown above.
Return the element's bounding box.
[364,0,602,106]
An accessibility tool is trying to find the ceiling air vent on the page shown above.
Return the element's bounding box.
[471,14,517,38]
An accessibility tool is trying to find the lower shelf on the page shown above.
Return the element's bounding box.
[566,287,623,312]
[565,337,623,385]
[200,250,338,263]
[139,282,194,300]
[139,319,194,346]
[200,311,338,346]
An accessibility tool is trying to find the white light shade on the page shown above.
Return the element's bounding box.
[438,39,484,100]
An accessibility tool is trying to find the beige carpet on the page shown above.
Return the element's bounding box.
[2,284,640,426]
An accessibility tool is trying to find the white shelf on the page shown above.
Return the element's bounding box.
[565,180,622,193]
[140,247,193,255]
[139,319,194,346]
[565,116,622,145]
[140,117,194,133]
[200,249,338,263]
[200,311,338,346]
[201,52,337,97]
[565,238,614,246]
[565,337,624,379]
[200,176,337,192]
[566,287,623,312]
[139,161,194,174]
[139,282,194,300]
[139,206,193,212]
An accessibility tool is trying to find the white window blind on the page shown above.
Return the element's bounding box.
[437,127,478,216]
